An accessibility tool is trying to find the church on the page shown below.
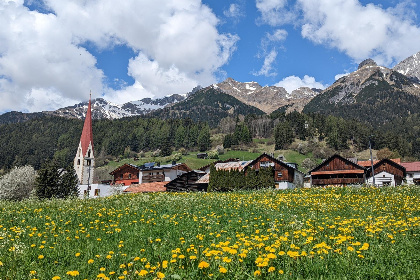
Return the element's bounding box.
[73,95,95,185]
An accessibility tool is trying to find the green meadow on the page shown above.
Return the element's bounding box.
[1,187,419,279]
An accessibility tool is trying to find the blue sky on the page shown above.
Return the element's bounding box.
[1,0,420,113]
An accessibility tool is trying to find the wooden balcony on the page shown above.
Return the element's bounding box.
[311,178,364,186]
[142,174,165,182]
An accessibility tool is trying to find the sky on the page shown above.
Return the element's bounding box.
[1,0,420,113]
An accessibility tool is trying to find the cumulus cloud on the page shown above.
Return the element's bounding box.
[275,75,327,93]
[0,0,238,112]
[257,0,420,66]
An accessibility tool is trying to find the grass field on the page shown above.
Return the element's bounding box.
[1,186,419,279]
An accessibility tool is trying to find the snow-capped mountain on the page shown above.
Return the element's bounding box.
[393,51,420,82]
[213,77,320,113]
[46,94,186,120]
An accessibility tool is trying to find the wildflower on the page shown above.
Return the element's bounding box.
[106,255,112,259]
[254,270,261,276]
[190,255,197,260]
[66,271,79,277]
[279,270,284,274]
[75,253,81,257]
[347,246,355,252]
[88,259,94,264]
[178,255,185,259]
[52,276,61,280]
[219,266,227,273]
[38,255,44,259]
[268,267,276,272]
[138,270,148,276]
[30,271,37,275]
[156,272,165,279]
[162,260,168,268]
[198,261,210,269]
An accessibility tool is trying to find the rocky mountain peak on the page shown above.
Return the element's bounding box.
[358,58,377,69]
[393,51,420,82]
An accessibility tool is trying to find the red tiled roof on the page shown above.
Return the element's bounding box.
[123,182,168,193]
[358,158,401,167]
[79,97,94,156]
[400,162,420,172]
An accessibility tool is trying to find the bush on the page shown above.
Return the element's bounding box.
[0,166,37,201]
[35,162,78,199]
[208,150,219,159]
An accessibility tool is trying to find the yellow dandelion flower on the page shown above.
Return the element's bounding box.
[66,271,79,277]
[88,259,94,264]
[156,272,165,279]
[178,255,185,259]
[190,255,197,260]
[75,253,80,257]
[347,246,355,252]
[279,270,284,274]
[268,267,276,272]
[162,260,168,268]
[52,276,61,280]
[219,267,227,273]
[138,270,148,276]
[198,261,210,269]
[38,255,44,259]
[254,270,261,276]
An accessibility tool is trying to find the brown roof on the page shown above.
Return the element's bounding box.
[123,182,168,193]
[400,162,420,172]
[358,158,401,167]
[196,173,209,184]
[214,161,252,171]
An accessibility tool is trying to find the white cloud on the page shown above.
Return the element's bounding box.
[224,3,244,20]
[254,49,278,77]
[298,0,420,66]
[256,0,296,26]
[0,0,239,112]
[335,73,350,80]
[267,29,288,42]
[275,75,327,93]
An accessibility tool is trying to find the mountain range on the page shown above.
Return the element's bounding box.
[1,51,420,126]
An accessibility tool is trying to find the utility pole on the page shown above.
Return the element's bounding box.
[85,157,93,197]
[369,136,375,185]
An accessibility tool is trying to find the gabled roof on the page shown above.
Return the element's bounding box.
[123,182,168,193]
[79,96,94,156]
[214,161,252,171]
[309,154,366,174]
[198,158,240,171]
[400,161,420,172]
[358,158,401,167]
[373,158,405,170]
[109,163,141,175]
[248,153,302,173]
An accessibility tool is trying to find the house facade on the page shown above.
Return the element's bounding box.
[365,159,406,186]
[400,162,420,185]
[247,153,304,189]
[309,155,366,186]
[110,162,191,186]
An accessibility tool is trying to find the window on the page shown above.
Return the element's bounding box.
[94,189,100,196]
[277,172,282,178]
[260,161,272,168]
[77,159,80,165]
[88,151,91,157]
[120,174,123,179]
[86,159,91,166]
[129,174,132,179]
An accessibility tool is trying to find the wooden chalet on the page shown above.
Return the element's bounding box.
[110,162,191,186]
[109,164,141,186]
[309,154,366,186]
[165,170,208,192]
[365,159,406,186]
[247,153,304,189]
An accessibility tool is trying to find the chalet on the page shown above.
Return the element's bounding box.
[400,162,420,185]
[165,170,208,192]
[363,159,406,186]
[247,153,304,189]
[110,162,191,186]
[309,154,366,186]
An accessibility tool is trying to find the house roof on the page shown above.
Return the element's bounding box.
[358,158,401,167]
[248,153,303,173]
[123,182,168,193]
[79,96,94,156]
[309,154,366,174]
[109,163,141,175]
[400,162,420,172]
[196,173,209,184]
[198,158,240,171]
[214,161,252,171]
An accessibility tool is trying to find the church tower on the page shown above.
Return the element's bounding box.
[74,95,94,185]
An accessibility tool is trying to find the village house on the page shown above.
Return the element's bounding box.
[358,159,406,186]
[246,153,304,189]
[110,162,191,186]
[165,170,208,192]
[400,161,420,185]
[309,154,366,186]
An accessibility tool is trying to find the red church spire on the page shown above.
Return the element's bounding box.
[80,93,94,157]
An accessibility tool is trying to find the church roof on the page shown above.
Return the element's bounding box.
[79,97,94,156]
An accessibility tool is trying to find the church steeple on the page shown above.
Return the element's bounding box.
[74,93,95,185]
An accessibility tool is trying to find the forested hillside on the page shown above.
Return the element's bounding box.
[1,109,418,173]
